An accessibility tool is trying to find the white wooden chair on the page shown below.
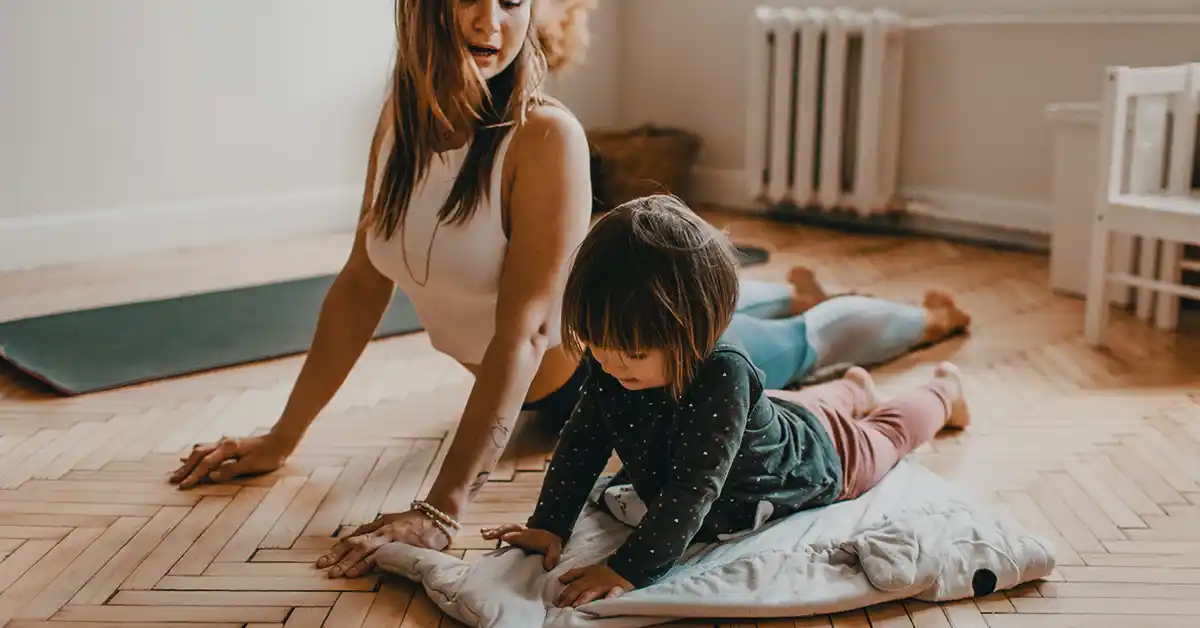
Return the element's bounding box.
[1084,62,1200,348]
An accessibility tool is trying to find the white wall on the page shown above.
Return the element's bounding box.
[547,0,624,128]
[0,0,624,271]
[617,0,1200,236]
[12,0,1194,271]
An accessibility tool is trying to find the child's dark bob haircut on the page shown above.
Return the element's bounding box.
[562,195,741,398]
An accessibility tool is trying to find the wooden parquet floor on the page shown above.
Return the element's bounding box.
[0,211,1198,627]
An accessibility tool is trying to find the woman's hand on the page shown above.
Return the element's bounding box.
[555,564,633,608]
[317,510,451,578]
[481,524,563,571]
[170,434,292,489]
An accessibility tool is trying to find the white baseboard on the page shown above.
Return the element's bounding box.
[691,166,1053,245]
[899,187,1053,235]
[0,187,361,272]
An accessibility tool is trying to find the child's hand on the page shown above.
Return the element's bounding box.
[555,564,633,608]
[480,524,563,571]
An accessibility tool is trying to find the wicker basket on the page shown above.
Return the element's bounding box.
[587,124,703,209]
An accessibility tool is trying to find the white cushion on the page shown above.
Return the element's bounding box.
[374,460,1057,628]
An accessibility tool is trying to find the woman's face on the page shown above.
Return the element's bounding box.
[457,0,532,80]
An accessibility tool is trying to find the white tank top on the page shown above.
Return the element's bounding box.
[365,125,560,365]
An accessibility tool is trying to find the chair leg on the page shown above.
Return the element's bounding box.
[1135,237,1158,321]
[1155,241,1182,331]
[1110,234,1136,306]
[1084,223,1114,347]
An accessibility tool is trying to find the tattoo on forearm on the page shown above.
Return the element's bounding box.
[469,417,509,500]
[468,471,489,497]
[490,416,512,449]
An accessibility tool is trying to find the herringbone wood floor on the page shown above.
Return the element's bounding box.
[0,211,1198,628]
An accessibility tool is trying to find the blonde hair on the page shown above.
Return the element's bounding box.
[561,195,741,398]
[363,0,549,239]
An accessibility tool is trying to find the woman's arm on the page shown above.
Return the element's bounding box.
[171,97,396,488]
[266,225,395,449]
[270,95,398,446]
[423,105,594,519]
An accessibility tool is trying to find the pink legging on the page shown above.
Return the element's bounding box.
[768,378,952,501]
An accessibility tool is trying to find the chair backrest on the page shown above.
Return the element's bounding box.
[1099,62,1200,203]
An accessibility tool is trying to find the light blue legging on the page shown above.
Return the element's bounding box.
[730,280,929,390]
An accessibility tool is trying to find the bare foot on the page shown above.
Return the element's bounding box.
[921,290,972,344]
[787,266,832,315]
[933,362,971,429]
[842,366,881,414]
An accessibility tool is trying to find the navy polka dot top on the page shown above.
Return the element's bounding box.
[526,342,843,588]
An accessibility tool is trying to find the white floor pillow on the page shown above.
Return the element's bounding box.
[374,460,1057,628]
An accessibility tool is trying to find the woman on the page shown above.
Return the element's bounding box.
[172,0,595,572]
[169,0,970,579]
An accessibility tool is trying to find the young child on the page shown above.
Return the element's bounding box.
[481,195,970,609]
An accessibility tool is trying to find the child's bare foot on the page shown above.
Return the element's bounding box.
[921,290,972,344]
[842,366,881,414]
[933,362,971,429]
[787,266,832,315]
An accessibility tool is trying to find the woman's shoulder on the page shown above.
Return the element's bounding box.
[497,100,593,234]
[525,95,581,128]
[508,100,589,166]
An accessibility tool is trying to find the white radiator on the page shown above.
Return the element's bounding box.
[745,6,907,216]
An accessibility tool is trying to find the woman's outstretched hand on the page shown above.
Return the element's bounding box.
[170,434,291,489]
[481,524,563,571]
[317,510,452,578]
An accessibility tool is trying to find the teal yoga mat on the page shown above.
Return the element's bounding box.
[0,275,422,396]
[0,247,768,396]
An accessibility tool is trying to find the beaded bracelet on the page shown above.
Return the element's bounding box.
[410,501,457,547]
[425,515,455,547]
[411,500,461,531]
